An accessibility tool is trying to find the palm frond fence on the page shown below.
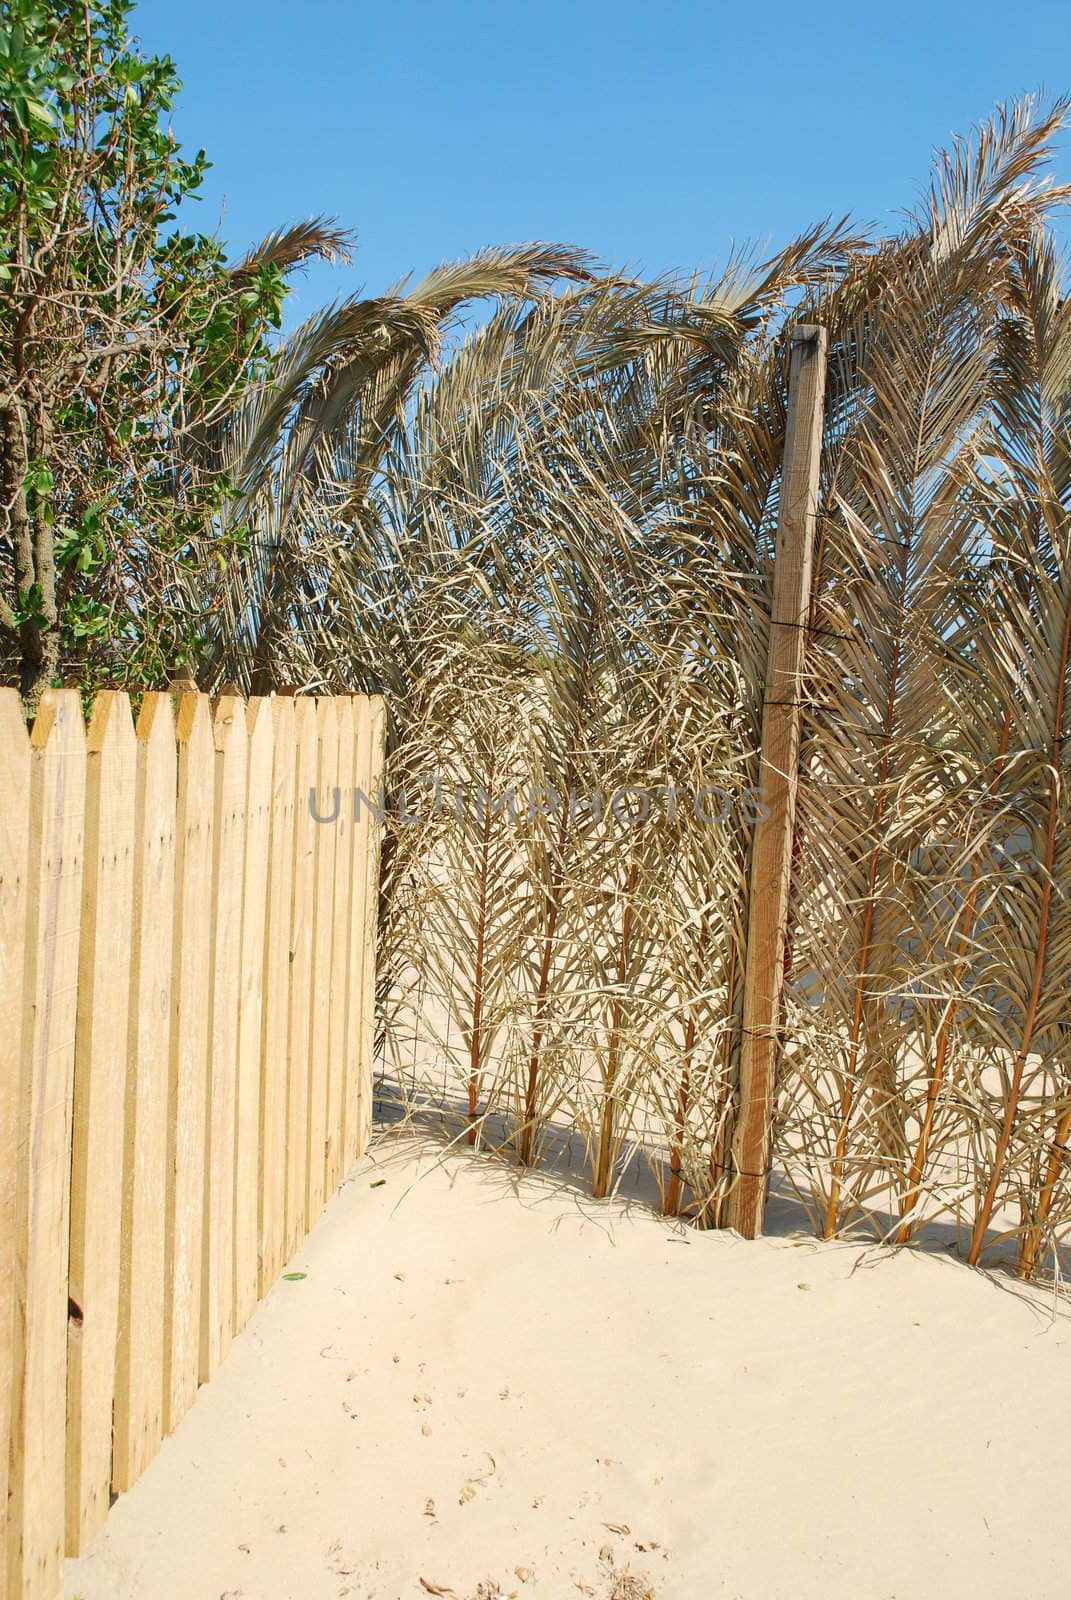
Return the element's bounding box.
[374,278,1070,1281]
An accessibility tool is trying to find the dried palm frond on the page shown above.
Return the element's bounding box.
[201,97,1071,1280]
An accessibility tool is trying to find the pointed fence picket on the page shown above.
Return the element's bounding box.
[0,697,32,1600]
[200,695,247,1382]
[258,697,296,1295]
[8,691,86,1600]
[307,697,339,1224]
[66,692,135,1552]
[355,697,387,1160]
[285,698,318,1255]
[0,687,386,1600]
[326,696,355,1197]
[164,690,214,1436]
[234,698,273,1335]
[113,693,176,1493]
[0,695,32,1600]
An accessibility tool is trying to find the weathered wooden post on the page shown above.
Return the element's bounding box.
[727,323,827,1239]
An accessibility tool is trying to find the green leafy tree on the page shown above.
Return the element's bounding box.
[0,0,343,706]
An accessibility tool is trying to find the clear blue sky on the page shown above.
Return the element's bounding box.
[132,0,1068,324]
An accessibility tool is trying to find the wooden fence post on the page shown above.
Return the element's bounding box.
[727,324,827,1239]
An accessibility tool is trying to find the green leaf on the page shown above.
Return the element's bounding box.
[23,459,53,498]
[24,96,54,132]
[13,582,47,631]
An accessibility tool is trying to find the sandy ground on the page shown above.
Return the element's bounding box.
[63,1134,1071,1600]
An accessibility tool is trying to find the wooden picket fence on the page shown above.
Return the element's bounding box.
[0,685,386,1600]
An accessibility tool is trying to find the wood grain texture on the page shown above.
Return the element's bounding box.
[728,325,828,1239]
[325,697,354,1195]
[66,692,135,1551]
[200,696,247,1381]
[355,698,387,1160]
[233,698,272,1333]
[8,691,85,1600]
[285,699,317,1256]
[306,699,338,1224]
[113,694,176,1492]
[164,692,214,1433]
[0,693,31,1598]
[258,697,296,1294]
[342,698,371,1176]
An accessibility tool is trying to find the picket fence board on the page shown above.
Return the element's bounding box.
[113,695,176,1493]
[66,692,135,1551]
[200,696,247,1382]
[258,697,296,1294]
[305,698,337,1224]
[164,691,214,1434]
[285,698,318,1256]
[8,691,86,1599]
[325,696,354,1196]
[0,692,32,1598]
[233,698,273,1334]
[356,698,387,1159]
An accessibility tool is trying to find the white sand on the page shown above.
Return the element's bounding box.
[63,1134,1070,1600]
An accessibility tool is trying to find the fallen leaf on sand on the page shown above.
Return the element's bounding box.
[603,1522,630,1536]
[459,1451,497,1504]
[423,1498,436,1518]
[609,1571,654,1600]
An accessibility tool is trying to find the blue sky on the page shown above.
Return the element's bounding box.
[133,0,1069,324]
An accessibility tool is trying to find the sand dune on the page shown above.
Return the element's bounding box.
[62,1133,1070,1600]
